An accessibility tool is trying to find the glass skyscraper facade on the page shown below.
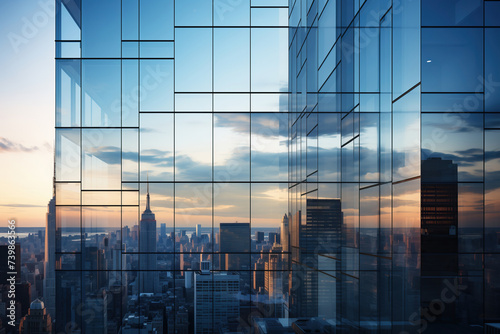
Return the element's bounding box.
[53,0,500,333]
[289,0,500,332]
[55,0,289,333]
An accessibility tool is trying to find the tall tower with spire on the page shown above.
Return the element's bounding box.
[139,180,159,293]
[44,152,56,318]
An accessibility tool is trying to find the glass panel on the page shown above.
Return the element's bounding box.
[56,0,81,40]
[422,93,484,113]
[175,0,212,26]
[215,94,250,111]
[81,206,121,267]
[140,42,174,58]
[56,60,81,127]
[486,131,500,252]
[82,60,121,127]
[82,129,121,190]
[486,2,500,27]
[317,0,338,65]
[214,183,250,237]
[122,206,139,252]
[175,113,212,181]
[140,113,174,181]
[251,8,288,27]
[140,0,174,40]
[81,0,120,57]
[174,183,213,242]
[393,86,420,182]
[56,42,81,58]
[422,28,483,93]
[122,41,139,58]
[214,113,250,181]
[251,113,287,181]
[360,186,379,255]
[251,28,288,92]
[318,113,341,182]
[122,60,139,126]
[393,0,420,99]
[251,183,288,228]
[175,28,212,92]
[486,114,500,128]
[56,183,80,205]
[422,0,483,26]
[122,129,138,182]
[214,28,250,92]
[486,29,500,112]
[458,183,483,253]
[82,191,121,205]
[214,0,250,26]
[393,179,420,252]
[360,113,379,182]
[175,94,212,112]
[251,94,288,112]
[139,59,174,111]
[56,129,81,182]
[422,113,483,181]
[56,206,81,252]
[122,0,138,40]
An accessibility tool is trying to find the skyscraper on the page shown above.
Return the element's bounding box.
[280,214,289,252]
[139,182,159,294]
[19,299,52,334]
[219,223,250,271]
[43,196,56,318]
[194,261,240,334]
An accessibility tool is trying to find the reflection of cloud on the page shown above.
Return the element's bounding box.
[0,137,39,153]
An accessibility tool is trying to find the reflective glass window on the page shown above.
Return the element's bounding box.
[56,60,81,127]
[214,29,250,92]
[82,60,121,127]
[140,59,174,111]
[175,28,212,92]
[422,0,483,26]
[422,28,483,93]
[175,113,213,181]
[140,113,174,181]
[81,129,121,190]
[81,0,120,57]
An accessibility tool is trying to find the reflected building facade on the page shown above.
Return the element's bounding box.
[289,0,500,332]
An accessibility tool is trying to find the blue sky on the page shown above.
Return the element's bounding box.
[0,0,55,226]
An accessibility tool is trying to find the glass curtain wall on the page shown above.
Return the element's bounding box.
[289,0,500,333]
[55,0,289,333]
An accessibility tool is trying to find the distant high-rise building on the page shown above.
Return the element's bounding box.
[219,223,250,270]
[19,299,52,334]
[43,196,56,318]
[265,244,284,318]
[196,224,202,238]
[139,183,159,293]
[160,223,167,238]
[194,261,240,333]
[268,232,279,245]
[290,199,342,318]
[256,231,264,244]
[421,158,459,325]
[280,214,289,252]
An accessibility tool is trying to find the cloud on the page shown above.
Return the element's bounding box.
[0,204,45,208]
[0,137,39,153]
